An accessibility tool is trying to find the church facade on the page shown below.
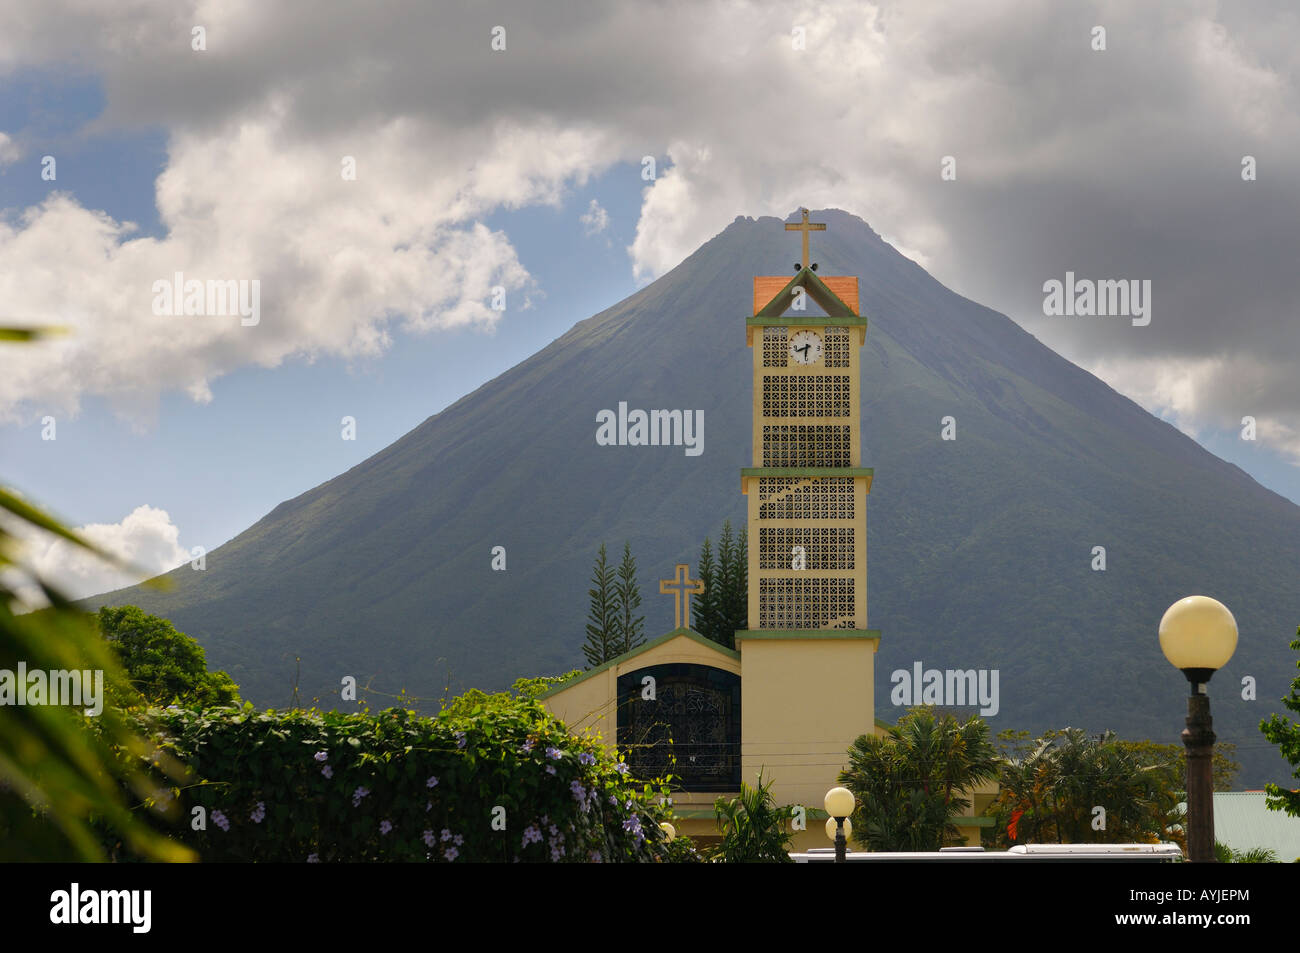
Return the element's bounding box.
[543,212,989,851]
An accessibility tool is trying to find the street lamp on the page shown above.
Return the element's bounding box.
[825,816,852,844]
[824,786,855,863]
[1159,595,1238,863]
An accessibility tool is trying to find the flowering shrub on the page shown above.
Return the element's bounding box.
[126,700,677,862]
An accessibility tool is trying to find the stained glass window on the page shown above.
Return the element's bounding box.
[616,664,741,792]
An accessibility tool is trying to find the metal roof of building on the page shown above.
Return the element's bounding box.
[1213,792,1300,862]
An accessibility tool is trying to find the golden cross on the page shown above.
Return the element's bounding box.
[785,207,826,269]
[659,563,703,631]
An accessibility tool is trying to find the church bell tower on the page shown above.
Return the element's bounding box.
[737,209,880,814]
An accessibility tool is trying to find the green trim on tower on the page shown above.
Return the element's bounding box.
[741,467,874,478]
[734,629,881,642]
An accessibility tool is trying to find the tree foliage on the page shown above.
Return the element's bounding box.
[839,707,998,851]
[0,467,190,859]
[96,605,239,708]
[989,727,1180,848]
[709,770,793,862]
[440,671,581,718]
[1215,840,1279,863]
[692,537,717,638]
[1259,627,1300,819]
[693,520,747,648]
[613,542,645,656]
[1117,737,1240,792]
[122,698,678,862]
[583,543,617,668]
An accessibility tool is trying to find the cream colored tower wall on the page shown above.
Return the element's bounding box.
[739,636,878,813]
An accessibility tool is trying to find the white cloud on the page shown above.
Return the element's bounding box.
[1086,354,1300,463]
[5,504,190,608]
[0,0,1296,463]
[580,198,609,236]
[0,131,19,167]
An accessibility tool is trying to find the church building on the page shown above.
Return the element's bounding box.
[542,211,988,851]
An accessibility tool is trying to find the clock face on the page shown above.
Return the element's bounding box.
[788,330,823,365]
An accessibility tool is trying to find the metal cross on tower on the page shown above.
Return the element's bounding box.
[785,207,826,269]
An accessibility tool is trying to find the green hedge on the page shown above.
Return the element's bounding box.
[122,701,679,862]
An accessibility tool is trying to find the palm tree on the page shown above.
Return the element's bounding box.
[839,707,998,851]
[992,728,1176,847]
[710,770,794,862]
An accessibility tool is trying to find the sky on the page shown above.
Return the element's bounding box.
[1,0,1298,601]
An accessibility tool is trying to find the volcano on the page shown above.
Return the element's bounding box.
[95,209,1300,787]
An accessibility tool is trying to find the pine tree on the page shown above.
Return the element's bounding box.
[713,521,747,649]
[693,536,717,639]
[583,544,617,668]
[717,522,736,647]
[613,541,645,655]
[725,525,748,638]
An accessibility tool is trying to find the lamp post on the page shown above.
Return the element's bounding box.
[1158,595,1238,863]
[824,786,855,863]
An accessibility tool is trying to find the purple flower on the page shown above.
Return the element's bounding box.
[423,829,436,848]
[520,739,535,754]
[550,843,566,861]
[622,814,645,845]
[545,765,557,775]
[577,752,596,766]
[352,786,370,807]
[521,824,542,848]
[321,764,333,779]
[570,780,588,807]
[306,853,320,863]
[454,731,467,749]
[589,850,603,863]
[250,801,266,824]
[545,746,563,760]
[313,751,328,762]
[425,800,432,812]
[444,846,459,862]
[454,834,464,846]
[614,762,630,775]
[211,810,229,831]
[379,820,392,835]
[426,775,439,788]
[441,828,454,843]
